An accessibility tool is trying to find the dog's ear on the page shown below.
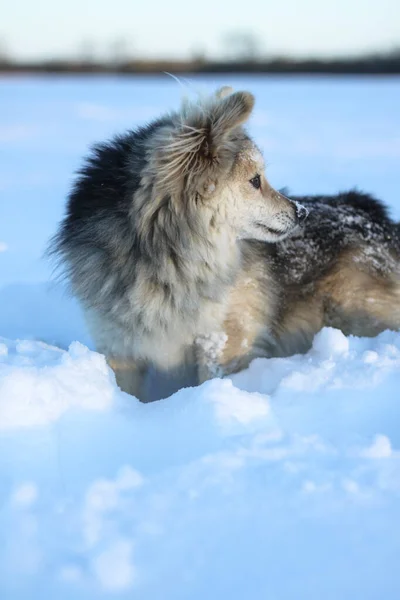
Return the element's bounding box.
[153,90,254,194]
[210,91,254,149]
[215,85,234,99]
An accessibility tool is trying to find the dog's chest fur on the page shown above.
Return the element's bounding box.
[85,231,248,370]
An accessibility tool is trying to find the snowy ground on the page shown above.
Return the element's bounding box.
[1,75,400,599]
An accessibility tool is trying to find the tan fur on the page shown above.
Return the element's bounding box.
[320,249,400,336]
[275,248,400,355]
[221,273,275,367]
[275,296,325,357]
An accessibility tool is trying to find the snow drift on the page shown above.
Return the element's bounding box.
[1,327,400,599]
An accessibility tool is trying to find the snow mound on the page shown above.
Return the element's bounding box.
[0,339,115,429]
[1,327,400,599]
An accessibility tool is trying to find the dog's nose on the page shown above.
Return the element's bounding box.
[295,203,309,224]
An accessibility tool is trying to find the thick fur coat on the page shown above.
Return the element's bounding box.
[50,87,400,401]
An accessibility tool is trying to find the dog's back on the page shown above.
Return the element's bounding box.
[274,191,400,284]
[269,191,400,355]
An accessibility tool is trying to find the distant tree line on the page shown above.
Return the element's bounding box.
[1,54,400,75]
[0,31,399,75]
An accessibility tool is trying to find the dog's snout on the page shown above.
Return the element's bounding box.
[295,203,309,224]
[273,190,309,228]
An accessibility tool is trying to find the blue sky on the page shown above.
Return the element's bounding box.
[2,0,400,60]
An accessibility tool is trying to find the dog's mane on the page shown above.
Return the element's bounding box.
[49,90,256,327]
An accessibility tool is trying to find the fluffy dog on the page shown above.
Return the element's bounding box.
[50,86,400,400]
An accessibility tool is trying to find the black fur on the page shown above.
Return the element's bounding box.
[65,117,172,223]
[272,191,400,285]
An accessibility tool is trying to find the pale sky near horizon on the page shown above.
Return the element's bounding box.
[2,0,400,61]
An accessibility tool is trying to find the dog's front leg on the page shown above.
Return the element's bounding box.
[107,358,148,401]
[195,332,229,383]
[196,320,264,384]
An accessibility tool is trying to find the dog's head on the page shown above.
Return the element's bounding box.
[145,86,307,243]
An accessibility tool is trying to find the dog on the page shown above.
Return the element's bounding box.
[50,86,400,401]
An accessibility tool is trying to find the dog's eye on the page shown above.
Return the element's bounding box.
[249,175,261,190]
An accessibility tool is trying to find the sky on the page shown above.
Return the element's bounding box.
[2,0,400,61]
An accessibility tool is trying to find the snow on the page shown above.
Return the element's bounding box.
[1,74,400,599]
[1,328,400,599]
[0,340,114,429]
